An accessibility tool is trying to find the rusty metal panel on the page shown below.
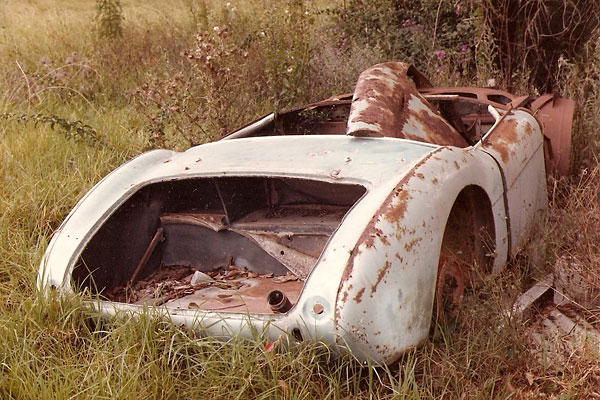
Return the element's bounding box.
[480,109,548,254]
[346,62,468,148]
[333,146,508,363]
[530,94,575,178]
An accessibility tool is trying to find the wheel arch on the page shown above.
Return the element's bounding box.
[440,184,497,277]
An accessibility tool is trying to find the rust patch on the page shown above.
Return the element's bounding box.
[416,173,425,180]
[404,237,422,252]
[341,284,352,304]
[354,287,365,303]
[378,233,390,246]
[484,118,519,163]
[347,63,412,137]
[364,236,376,249]
[384,190,411,225]
[405,107,469,147]
[432,177,438,184]
[371,261,392,295]
[335,148,444,328]
[453,161,460,170]
[347,62,468,148]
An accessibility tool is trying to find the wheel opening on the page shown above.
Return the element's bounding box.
[440,185,496,280]
[435,185,496,323]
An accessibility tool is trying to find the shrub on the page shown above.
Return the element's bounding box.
[326,0,479,83]
[96,0,124,40]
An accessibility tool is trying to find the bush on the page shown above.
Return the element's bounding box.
[326,0,479,83]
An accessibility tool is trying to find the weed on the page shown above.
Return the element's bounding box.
[1,112,107,148]
[326,0,479,83]
[95,0,124,40]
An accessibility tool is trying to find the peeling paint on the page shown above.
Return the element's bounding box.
[346,62,469,148]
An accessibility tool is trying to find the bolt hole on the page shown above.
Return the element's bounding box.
[312,303,324,314]
[280,250,285,255]
[291,328,303,342]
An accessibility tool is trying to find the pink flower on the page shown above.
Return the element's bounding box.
[435,50,446,59]
[340,38,347,50]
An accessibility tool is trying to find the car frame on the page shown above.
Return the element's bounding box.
[38,62,574,364]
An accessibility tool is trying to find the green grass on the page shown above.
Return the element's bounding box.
[1,0,599,398]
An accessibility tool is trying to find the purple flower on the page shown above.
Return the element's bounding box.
[460,44,468,53]
[435,50,446,60]
[340,38,347,50]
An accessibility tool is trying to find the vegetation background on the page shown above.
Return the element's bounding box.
[0,0,599,398]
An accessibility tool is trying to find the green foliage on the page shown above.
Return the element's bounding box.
[132,0,319,148]
[1,112,107,148]
[326,0,479,81]
[132,25,250,147]
[554,30,600,170]
[185,0,209,31]
[96,0,124,40]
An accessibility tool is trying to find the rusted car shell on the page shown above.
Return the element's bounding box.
[38,62,561,364]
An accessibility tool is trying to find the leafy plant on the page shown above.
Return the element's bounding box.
[326,0,479,82]
[1,112,107,148]
[96,0,123,40]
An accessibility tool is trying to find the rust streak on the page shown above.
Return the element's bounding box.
[404,237,422,252]
[335,148,444,328]
[341,284,352,304]
[354,287,365,303]
[371,261,391,295]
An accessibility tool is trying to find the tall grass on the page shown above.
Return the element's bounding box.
[1,0,599,398]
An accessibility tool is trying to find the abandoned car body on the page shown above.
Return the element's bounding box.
[38,62,573,364]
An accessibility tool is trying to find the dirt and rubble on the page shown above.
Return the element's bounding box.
[105,264,302,313]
